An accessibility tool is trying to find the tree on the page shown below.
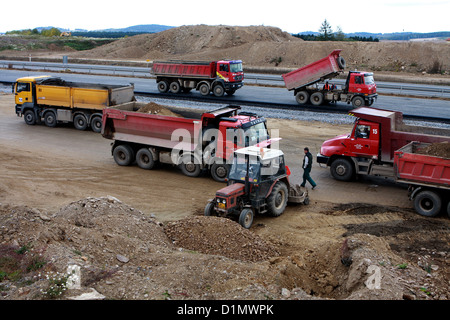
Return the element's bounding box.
[335,26,346,41]
[319,19,333,41]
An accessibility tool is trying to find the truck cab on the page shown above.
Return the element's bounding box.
[345,71,377,106]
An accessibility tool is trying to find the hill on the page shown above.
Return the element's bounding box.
[70,25,449,74]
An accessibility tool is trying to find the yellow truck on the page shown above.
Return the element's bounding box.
[13,75,135,132]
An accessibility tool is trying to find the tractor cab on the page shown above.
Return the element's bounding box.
[205,146,308,229]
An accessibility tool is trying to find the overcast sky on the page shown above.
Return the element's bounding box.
[1,0,449,34]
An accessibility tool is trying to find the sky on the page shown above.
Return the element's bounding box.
[1,0,449,34]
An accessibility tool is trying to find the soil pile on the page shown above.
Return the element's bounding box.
[136,102,181,117]
[165,216,280,262]
[417,141,450,158]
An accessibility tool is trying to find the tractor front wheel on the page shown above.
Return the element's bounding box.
[239,208,254,229]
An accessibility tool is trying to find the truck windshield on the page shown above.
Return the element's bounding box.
[244,122,269,145]
[364,74,375,85]
[230,62,243,73]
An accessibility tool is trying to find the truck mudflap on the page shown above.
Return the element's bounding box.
[288,184,309,204]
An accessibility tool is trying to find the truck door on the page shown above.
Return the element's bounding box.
[15,81,33,105]
[348,73,365,94]
[350,121,380,158]
[217,63,230,82]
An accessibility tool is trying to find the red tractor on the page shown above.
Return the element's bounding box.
[204,146,309,228]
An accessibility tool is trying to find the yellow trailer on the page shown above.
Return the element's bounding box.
[14,75,135,132]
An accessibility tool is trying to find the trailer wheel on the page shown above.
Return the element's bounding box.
[204,202,215,217]
[90,116,102,133]
[199,83,210,96]
[136,148,155,170]
[352,96,365,108]
[213,84,225,97]
[157,81,169,93]
[414,190,442,217]
[330,158,354,181]
[295,91,309,105]
[310,92,324,106]
[113,144,135,166]
[44,111,57,128]
[169,81,181,94]
[73,114,88,131]
[239,208,254,229]
[179,155,202,177]
[24,110,36,125]
[210,163,230,182]
[267,182,288,217]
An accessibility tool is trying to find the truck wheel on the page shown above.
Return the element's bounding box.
[179,155,201,177]
[73,114,88,131]
[414,190,442,217]
[113,144,135,166]
[267,182,288,217]
[239,208,254,229]
[337,56,346,69]
[213,85,225,97]
[330,158,354,181]
[310,92,324,106]
[210,163,230,182]
[24,110,36,125]
[136,148,155,170]
[157,81,169,93]
[90,116,102,133]
[352,96,365,108]
[295,91,309,105]
[199,83,210,96]
[169,81,181,94]
[204,202,215,216]
[44,111,57,128]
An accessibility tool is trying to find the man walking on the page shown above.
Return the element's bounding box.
[301,147,317,189]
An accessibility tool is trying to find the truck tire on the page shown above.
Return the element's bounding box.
[413,190,442,217]
[44,111,57,127]
[136,148,155,170]
[90,116,102,133]
[337,56,346,69]
[267,182,288,217]
[169,81,181,94]
[24,110,36,125]
[295,91,309,105]
[73,114,88,131]
[204,202,215,217]
[310,92,324,106]
[239,208,254,229]
[210,163,230,182]
[213,84,225,97]
[179,155,202,177]
[352,96,365,108]
[199,83,210,96]
[113,144,135,166]
[330,158,354,181]
[157,81,169,93]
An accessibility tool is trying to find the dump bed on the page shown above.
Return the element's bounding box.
[394,141,450,188]
[102,102,201,151]
[151,60,216,79]
[282,50,345,90]
[35,78,134,110]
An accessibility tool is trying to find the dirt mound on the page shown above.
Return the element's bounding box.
[417,141,450,158]
[165,216,280,262]
[136,102,181,117]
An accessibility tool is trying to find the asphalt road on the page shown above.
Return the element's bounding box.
[0,69,449,121]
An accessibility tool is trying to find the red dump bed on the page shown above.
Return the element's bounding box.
[152,61,216,79]
[394,141,450,188]
[282,49,345,90]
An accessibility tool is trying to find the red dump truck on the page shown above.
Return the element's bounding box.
[317,107,450,216]
[282,50,377,107]
[101,103,271,182]
[151,60,244,97]
[394,141,450,217]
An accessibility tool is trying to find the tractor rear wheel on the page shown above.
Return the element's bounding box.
[267,182,288,217]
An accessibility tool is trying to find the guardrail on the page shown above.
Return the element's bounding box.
[1,60,450,97]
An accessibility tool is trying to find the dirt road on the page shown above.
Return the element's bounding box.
[0,92,448,300]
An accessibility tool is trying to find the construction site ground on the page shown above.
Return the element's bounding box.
[0,92,448,301]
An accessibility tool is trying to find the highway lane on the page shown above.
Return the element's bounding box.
[0,69,449,121]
